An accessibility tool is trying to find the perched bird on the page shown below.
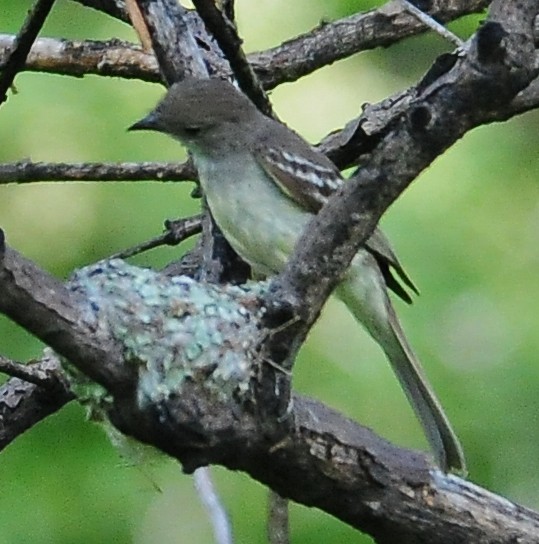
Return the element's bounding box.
[130,78,465,473]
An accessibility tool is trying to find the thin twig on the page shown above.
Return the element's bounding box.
[109,215,203,259]
[125,0,153,52]
[0,0,57,106]
[0,355,55,388]
[0,160,196,184]
[400,0,464,47]
[267,491,289,544]
[74,0,129,22]
[191,0,274,117]
[194,467,234,544]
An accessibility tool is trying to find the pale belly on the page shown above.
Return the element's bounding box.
[195,153,309,276]
[194,152,392,343]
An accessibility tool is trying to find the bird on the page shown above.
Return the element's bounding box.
[129,77,465,473]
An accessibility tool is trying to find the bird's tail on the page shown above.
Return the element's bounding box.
[336,253,466,474]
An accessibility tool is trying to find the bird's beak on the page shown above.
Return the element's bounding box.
[128,112,160,132]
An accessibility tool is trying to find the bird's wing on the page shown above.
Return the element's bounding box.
[254,134,417,303]
[254,145,343,213]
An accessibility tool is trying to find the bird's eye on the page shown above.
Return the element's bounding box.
[184,126,201,136]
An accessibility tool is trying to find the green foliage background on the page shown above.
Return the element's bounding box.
[1,1,538,542]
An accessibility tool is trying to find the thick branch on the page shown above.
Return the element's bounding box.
[133,0,207,84]
[1,0,539,542]
[2,249,539,542]
[0,233,130,389]
[129,0,252,284]
[318,50,539,170]
[241,395,539,544]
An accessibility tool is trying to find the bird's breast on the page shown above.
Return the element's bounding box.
[194,152,309,276]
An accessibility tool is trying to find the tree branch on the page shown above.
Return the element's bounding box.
[0,352,74,451]
[0,0,57,105]
[267,492,289,544]
[0,354,59,387]
[3,1,491,88]
[237,0,491,89]
[399,0,464,47]
[220,0,235,25]
[263,1,539,394]
[0,34,160,82]
[0,160,196,184]
[133,0,207,84]
[72,0,129,22]
[109,214,203,260]
[192,0,273,116]
[0,232,130,389]
[2,245,539,542]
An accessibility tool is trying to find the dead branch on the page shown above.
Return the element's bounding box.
[0,0,57,105]
[0,160,196,184]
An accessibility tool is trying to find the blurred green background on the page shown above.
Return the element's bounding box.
[1,1,539,542]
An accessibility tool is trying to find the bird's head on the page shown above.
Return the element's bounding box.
[129,78,259,151]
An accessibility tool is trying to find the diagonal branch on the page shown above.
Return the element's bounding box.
[192,0,273,116]
[109,214,203,260]
[263,2,539,370]
[133,0,207,84]
[0,0,57,105]
[220,0,235,24]
[399,0,464,47]
[73,0,129,21]
[0,232,130,389]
